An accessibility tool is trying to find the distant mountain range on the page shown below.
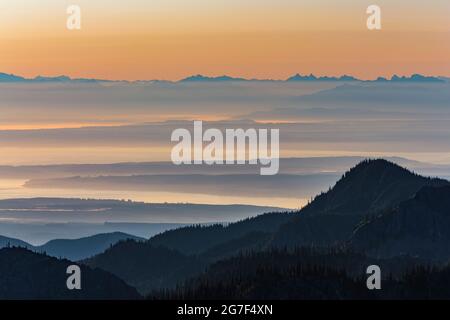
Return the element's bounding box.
[0,232,144,260]
[0,72,446,84]
[286,74,359,82]
[0,72,112,84]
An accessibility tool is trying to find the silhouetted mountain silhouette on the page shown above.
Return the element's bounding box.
[349,185,450,261]
[0,247,140,299]
[37,232,145,261]
[82,159,450,297]
[287,73,358,82]
[83,213,292,294]
[302,159,448,216]
[0,71,444,83]
[180,75,246,82]
[83,240,205,295]
[0,232,145,261]
[152,248,450,300]
[271,159,449,247]
[0,72,26,82]
[148,212,292,254]
[0,236,32,249]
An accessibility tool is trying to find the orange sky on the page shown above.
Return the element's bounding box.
[1,0,449,80]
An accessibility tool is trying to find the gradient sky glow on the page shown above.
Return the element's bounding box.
[1,0,449,80]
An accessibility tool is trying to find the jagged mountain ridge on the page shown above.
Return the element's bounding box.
[0,71,445,83]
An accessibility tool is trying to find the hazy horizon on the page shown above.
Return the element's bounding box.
[1,0,449,240]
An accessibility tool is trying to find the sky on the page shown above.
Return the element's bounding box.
[0,0,449,80]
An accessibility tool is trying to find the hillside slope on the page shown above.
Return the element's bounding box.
[0,247,141,299]
[271,159,449,247]
[349,185,450,261]
[37,232,145,261]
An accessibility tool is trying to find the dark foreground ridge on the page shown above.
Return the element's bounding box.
[3,159,450,299]
[0,247,141,299]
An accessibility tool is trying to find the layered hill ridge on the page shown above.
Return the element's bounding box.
[0,247,141,299]
[84,212,293,294]
[0,232,144,261]
[270,159,450,247]
[131,159,445,254]
[349,185,450,261]
[0,235,32,249]
[37,232,145,260]
[301,159,449,216]
[147,212,293,254]
[83,240,206,295]
[78,160,450,295]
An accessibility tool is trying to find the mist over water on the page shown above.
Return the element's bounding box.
[1,81,450,243]
[0,179,305,209]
